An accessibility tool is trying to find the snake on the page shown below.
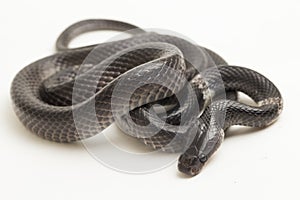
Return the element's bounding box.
[10,19,283,176]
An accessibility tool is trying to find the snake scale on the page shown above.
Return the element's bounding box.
[11,19,283,176]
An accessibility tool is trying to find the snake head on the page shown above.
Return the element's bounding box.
[178,147,207,176]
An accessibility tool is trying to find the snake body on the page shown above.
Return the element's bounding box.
[11,19,283,176]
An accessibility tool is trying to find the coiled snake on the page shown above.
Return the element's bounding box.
[10,19,283,176]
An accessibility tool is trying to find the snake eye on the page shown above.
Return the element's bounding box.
[178,154,187,164]
[199,154,207,163]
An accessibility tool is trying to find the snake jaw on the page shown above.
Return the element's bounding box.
[178,153,205,176]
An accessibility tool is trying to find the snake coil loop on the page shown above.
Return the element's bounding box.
[11,19,283,176]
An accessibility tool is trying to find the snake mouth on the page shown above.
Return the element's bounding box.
[178,161,203,176]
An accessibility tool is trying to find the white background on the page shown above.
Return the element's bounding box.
[1,0,299,199]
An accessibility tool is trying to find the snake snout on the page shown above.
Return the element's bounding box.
[178,153,203,176]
